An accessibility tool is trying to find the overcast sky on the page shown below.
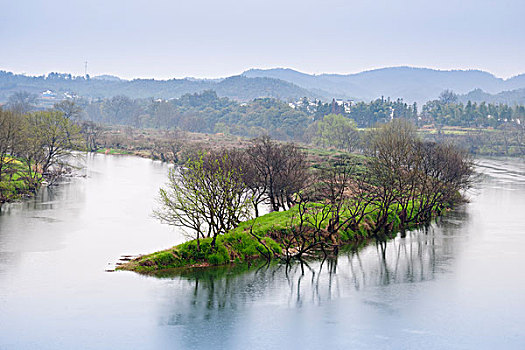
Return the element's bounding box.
[1,0,524,79]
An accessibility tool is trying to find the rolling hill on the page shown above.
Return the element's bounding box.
[2,66,525,105]
[243,67,525,105]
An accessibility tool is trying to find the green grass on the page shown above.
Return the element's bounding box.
[118,230,282,273]
[95,148,132,155]
[0,157,42,203]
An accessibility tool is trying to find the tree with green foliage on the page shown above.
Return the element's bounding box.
[439,89,459,104]
[0,109,22,182]
[313,113,360,151]
[1,108,82,202]
[20,110,81,177]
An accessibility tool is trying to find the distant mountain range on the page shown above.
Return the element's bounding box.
[242,67,525,105]
[0,70,315,103]
[1,67,525,105]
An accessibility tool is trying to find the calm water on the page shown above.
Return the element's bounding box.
[0,154,524,349]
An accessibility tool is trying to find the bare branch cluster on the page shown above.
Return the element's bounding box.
[154,152,252,250]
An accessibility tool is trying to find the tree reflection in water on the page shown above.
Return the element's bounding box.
[156,207,469,333]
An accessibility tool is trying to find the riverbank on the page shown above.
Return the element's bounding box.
[95,125,525,163]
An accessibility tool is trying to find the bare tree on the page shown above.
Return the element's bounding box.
[366,119,418,235]
[54,100,82,121]
[7,91,38,114]
[413,141,474,223]
[365,119,474,235]
[103,95,141,125]
[314,160,377,238]
[247,136,309,212]
[268,195,333,263]
[80,121,103,152]
[154,152,251,250]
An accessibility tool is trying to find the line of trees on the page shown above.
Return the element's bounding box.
[154,120,474,258]
[78,93,420,139]
[78,91,310,140]
[365,120,473,233]
[422,90,525,128]
[76,90,525,156]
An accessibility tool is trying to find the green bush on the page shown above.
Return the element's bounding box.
[208,253,228,265]
[153,251,178,266]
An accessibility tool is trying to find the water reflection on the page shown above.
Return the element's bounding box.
[157,207,469,324]
[0,182,80,278]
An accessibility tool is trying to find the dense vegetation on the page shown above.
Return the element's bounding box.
[78,91,311,140]
[79,93,418,134]
[422,90,525,127]
[59,90,525,157]
[419,91,525,155]
[78,90,523,147]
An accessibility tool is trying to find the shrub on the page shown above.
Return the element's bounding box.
[154,251,178,266]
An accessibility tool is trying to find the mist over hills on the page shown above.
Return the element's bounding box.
[1,66,525,105]
[460,88,525,105]
[243,67,525,105]
[0,70,315,102]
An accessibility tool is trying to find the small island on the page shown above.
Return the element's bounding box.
[118,120,474,273]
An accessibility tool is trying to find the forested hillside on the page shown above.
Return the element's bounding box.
[460,88,525,105]
[0,71,315,102]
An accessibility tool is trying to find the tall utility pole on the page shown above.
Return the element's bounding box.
[84,61,88,78]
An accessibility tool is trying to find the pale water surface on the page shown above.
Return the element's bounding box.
[0,154,524,349]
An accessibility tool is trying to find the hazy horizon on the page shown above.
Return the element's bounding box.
[2,65,524,82]
[1,0,524,80]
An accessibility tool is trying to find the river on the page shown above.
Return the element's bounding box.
[0,154,524,349]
